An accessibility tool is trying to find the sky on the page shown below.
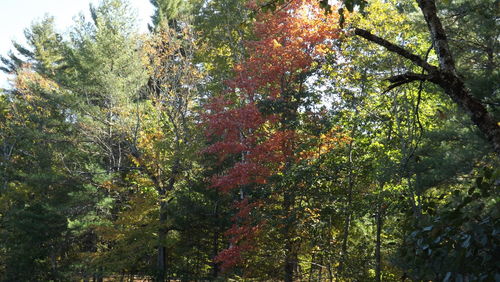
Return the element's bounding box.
[0,0,155,88]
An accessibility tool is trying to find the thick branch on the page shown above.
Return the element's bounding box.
[386,72,432,84]
[354,28,438,73]
[383,72,432,92]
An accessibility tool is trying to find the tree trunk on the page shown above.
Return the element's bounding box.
[212,200,220,279]
[284,232,295,281]
[375,200,383,282]
[284,188,296,282]
[284,247,294,282]
[338,137,355,274]
[50,248,58,281]
[318,256,323,281]
[339,202,352,273]
[156,190,167,282]
[417,0,500,153]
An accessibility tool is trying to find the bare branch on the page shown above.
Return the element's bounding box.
[383,72,433,93]
[386,72,433,84]
[354,28,438,74]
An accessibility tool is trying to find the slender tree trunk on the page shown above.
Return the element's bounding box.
[50,248,58,281]
[338,137,355,274]
[87,231,104,282]
[339,204,352,273]
[157,188,167,282]
[284,215,295,281]
[157,187,176,281]
[1,142,15,190]
[129,150,169,282]
[212,200,220,279]
[318,256,323,281]
[156,160,179,282]
[284,248,295,282]
[283,186,296,282]
[375,200,383,282]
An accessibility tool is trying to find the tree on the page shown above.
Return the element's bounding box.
[204,0,342,279]
[0,60,88,281]
[130,1,205,279]
[1,1,149,280]
[264,0,500,154]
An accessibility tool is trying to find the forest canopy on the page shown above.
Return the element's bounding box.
[0,0,498,281]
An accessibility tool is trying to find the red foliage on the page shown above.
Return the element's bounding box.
[214,199,264,271]
[204,0,341,271]
[231,0,340,98]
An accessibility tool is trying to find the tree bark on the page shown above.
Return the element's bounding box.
[375,201,383,282]
[417,0,500,154]
[338,136,355,274]
[156,160,179,282]
[339,188,352,273]
[284,188,296,282]
[212,200,220,279]
[416,0,455,72]
[283,159,297,281]
[132,145,181,282]
[156,188,167,282]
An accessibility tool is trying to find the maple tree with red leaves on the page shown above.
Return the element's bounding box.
[203,0,342,277]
